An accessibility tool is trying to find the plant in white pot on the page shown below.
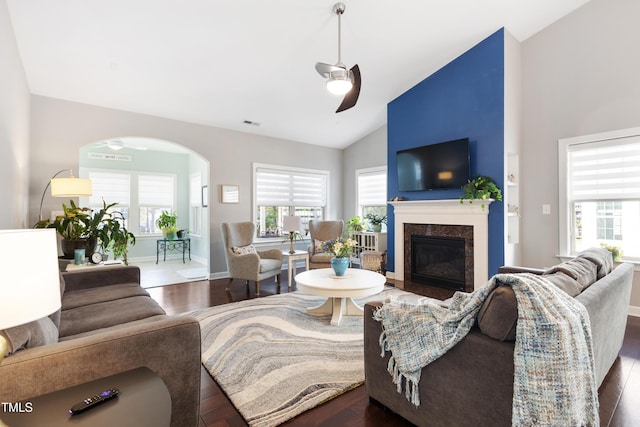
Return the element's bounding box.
[365,213,387,232]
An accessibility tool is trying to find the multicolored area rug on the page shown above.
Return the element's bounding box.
[190,287,411,427]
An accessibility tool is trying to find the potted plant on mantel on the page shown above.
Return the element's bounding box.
[35,199,136,264]
[157,211,178,240]
[460,175,503,210]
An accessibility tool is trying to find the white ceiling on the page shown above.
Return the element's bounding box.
[7,0,590,149]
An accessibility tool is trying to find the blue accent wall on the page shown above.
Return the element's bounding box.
[387,28,505,277]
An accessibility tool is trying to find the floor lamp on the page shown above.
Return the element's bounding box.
[0,229,62,426]
[38,169,92,221]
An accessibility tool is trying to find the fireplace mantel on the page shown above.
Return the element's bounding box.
[389,199,493,290]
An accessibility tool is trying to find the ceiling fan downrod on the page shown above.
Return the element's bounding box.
[334,3,346,66]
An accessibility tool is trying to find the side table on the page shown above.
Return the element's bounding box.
[156,238,191,264]
[281,250,309,289]
[1,367,171,427]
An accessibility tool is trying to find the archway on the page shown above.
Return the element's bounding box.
[79,136,210,287]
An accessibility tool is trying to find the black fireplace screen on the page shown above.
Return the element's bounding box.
[411,235,465,291]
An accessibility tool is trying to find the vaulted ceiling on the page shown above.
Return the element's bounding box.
[7,0,590,148]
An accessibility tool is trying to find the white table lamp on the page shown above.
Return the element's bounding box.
[283,216,302,254]
[0,229,61,364]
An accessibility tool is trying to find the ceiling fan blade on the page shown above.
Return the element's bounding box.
[315,61,343,78]
[336,64,361,113]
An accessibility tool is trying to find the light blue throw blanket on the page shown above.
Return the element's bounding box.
[374,273,599,426]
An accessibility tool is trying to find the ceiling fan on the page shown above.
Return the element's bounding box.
[315,2,361,113]
[92,139,148,151]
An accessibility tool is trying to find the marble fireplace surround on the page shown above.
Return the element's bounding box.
[389,199,493,291]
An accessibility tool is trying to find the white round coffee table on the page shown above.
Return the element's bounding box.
[295,268,386,326]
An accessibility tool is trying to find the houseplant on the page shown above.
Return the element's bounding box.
[365,213,387,232]
[600,243,623,262]
[460,175,502,210]
[319,237,357,276]
[346,216,365,236]
[92,203,136,265]
[35,199,136,263]
[157,211,178,239]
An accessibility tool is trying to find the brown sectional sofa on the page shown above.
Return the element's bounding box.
[364,249,633,426]
[0,265,201,427]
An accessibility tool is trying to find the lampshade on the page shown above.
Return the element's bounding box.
[50,176,92,197]
[283,216,302,233]
[326,77,353,95]
[0,229,61,330]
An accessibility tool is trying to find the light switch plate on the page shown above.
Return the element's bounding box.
[542,204,551,215]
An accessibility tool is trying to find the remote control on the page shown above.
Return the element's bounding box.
[68,388,120,415]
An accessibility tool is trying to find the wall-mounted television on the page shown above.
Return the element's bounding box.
[397,138,470,191]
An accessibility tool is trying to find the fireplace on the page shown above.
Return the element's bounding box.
[390,200,492,291]
[404,223,474,293]
[411,235,466,291]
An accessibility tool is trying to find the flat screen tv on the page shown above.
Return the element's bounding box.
[397,138,470,191]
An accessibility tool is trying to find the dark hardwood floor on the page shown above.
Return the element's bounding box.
[146,274,640,427]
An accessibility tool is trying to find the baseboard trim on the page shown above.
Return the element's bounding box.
[210,271,229,280]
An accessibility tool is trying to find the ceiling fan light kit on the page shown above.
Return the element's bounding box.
[315,2,361,112]
[326,71,353,95]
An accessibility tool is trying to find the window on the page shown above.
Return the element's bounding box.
[559,128,640,259]
[254,163,329,239]
[356,166,387,225]
[138,174,175,235]
[189,173,202,237]
[88,171,130,228]
[82,168,176,236]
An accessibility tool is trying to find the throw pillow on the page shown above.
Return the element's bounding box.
[544,257,597,290]
[541,271,583,297]
[49,273,66,329]
[577,247,614,279]
[477,284,518,341]
[1,317,59,357]
[232,245,257,255]
[314,239,328,254]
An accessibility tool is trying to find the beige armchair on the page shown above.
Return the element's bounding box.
[221,222,282,296]
[307,220,344,269]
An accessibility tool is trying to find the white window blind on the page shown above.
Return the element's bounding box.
[358,168,387,206]
[88,171,130,207]
[255,167,327,207]
[190,174,201,206]
[568,137,640,201]
[139,174,175,207]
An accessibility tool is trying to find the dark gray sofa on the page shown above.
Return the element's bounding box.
[364,251,633,426]
[0,265,201,427]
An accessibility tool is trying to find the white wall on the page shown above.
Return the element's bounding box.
[29,95,343,274]
[0,0,30,228]
[342,125,387,219]
[521,0,640,309]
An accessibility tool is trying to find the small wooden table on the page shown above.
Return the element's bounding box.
[294,268,385,326]
[281,250,310,289]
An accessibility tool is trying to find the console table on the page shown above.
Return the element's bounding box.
[1,367,171,426]
[156,238,191,264]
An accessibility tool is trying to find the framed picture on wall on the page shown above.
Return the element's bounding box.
[221,185,239,204]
